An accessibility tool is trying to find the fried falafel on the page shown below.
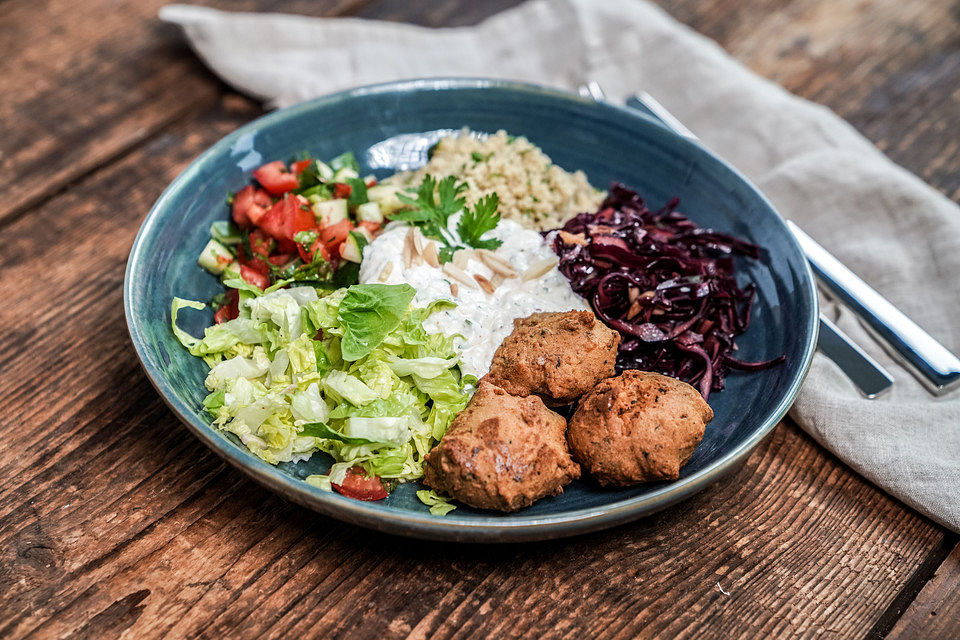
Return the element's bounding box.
[483,310,619,406]
[423,381,580,511]
[567,370,713,485]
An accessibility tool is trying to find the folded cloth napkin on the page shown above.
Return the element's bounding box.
[160,0,960,531]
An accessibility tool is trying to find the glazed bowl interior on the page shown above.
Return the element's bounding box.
[125,79,817,542]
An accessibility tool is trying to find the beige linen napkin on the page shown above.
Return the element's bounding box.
[159,0,960,531]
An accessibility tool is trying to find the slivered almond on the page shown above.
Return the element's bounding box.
[405,227,424,266]
[558,230,588,246]
[422,241,440,268]
[442,263,477,289]
[378,262,394,282]
[449,282,459,297]
[476,249,519,278]
[522,257,558,281]
[452,249,471,270]
[474,273,495,295]
[402,234,413,269]
[627,300,642,319]
[411,227,425,255]
[628,287,640,303]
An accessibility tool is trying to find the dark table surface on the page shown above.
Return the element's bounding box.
[2,0,959,638]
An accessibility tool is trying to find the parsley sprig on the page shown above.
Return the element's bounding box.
[457,193,501,251]
[391,175,503,262]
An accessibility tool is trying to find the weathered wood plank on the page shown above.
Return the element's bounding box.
[886,542,960,640]
[2,0,959,637]
[0,0,371,227]
[0,101,946,639]
[654,0,960,200]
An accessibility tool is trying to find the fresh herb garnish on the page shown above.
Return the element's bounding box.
[345,177,369,207]
[456,193,502,251]
[390,174,503,261]
[470,151,492,163]
[299,183,332,200]
[293,230,319,247]
[297,161,326,190]
[330,151,359,173]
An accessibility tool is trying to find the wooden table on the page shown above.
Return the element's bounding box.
[3,0,958,637]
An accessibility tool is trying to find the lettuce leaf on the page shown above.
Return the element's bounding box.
[337,283,415,361]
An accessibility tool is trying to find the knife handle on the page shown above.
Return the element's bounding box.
[788,222,960,395]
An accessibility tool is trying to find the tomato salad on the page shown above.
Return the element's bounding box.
[197,151,406,322]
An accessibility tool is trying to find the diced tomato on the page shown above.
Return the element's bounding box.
[296,241,313,264]
[258,198,291,243]
[319,219,353,248]
[365,178,377,188]
[291,159,312,175]
[357,220,382,236]
[253,161,299,196]
[232,185,272,228]
[267,253,294,266]
[213,289,240,324]
[308,237,333,263]
[332,182,352,199]
[248,229,274,256]
[332,466,388,501]
[260,195,317,242]
[289,197,318,239]
[240,264,270,290]
[244,257,271,277]
[213,305,234,324]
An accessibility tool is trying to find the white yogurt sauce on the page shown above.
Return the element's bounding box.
[358,216,588,377]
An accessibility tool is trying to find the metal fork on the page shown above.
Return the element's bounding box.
[577,82,960,398]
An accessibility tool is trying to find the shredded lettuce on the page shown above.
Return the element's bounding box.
[171,282,473,508]
[417,489,457,516]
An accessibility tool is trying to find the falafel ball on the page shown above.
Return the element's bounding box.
[483,310,620,406]
[567,371,713,486]
[423,381,580,511]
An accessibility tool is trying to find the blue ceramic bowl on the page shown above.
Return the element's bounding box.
[125,79,818,542]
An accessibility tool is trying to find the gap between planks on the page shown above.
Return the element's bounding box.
[869,534,959,640]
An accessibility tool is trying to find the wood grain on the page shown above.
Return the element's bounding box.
[0,97,948,638]
[654,0,960,201]
[0,0,371,227]
[2,0,959,637]
[887,542,960,640]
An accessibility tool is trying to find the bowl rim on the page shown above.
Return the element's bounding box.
[124,77,819,542]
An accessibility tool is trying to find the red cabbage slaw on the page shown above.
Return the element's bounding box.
[550,184,784,399]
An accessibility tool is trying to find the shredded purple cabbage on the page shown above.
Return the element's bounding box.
[551,183,785,399]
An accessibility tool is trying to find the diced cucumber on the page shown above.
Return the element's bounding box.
[315,160,334,181]
[340,231,368,263]
[366,185,405,216]
[312,198,348,226]
[356,201,383,224]
[197,239,234,275]
[354,225,375,242]
[209,220,242,245]
[332,167,360,182]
